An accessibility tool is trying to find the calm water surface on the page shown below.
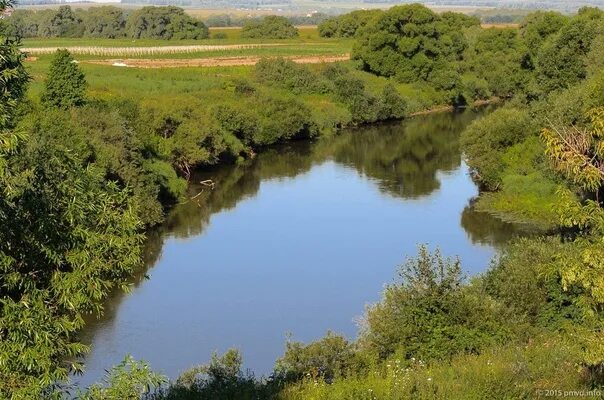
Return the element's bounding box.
[74,109,525,387]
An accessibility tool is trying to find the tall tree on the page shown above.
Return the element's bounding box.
[41,49,87,109]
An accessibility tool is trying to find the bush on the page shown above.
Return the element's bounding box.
[377,83,408,120]
[360,246,509,361]
[146,350,282,400]
[276,333,367,381]
[282,335,588,400]
[254,58,327,94]
[253,95,317,145]
[241,16,298,39]
[483,238,587,328]
[460,107,537,190]
[213,103,258,145]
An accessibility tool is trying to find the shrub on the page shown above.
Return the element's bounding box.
[377,83,408,120]
[360,246,509,361]
[213,103,258,145]
[276,333,367,381]
[254,58,327,94]
[460,107,537,190]
[254,96,317,145]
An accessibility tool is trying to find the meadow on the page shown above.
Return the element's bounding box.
[21,26,439,111]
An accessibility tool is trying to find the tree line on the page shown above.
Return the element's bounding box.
[1,5,209,39]
[0,6,307,40]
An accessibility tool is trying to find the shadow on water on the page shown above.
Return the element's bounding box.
[75,108,529,386]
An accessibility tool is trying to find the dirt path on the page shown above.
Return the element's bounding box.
[21,43,291,56]
[83,54,351,68]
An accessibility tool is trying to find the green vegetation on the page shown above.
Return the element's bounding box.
[240,16,299,39]
[4,1,604,398]
[318,9,382,38]
[352,6,480,85]
[41,49,87,108]
[0,5,209,40]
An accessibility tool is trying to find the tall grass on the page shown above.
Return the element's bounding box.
[281,335,589,400]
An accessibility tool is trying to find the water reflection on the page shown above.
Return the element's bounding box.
[161,109,489,243]
[75,109,524,387]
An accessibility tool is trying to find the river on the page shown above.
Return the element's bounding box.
[73,108,526,387]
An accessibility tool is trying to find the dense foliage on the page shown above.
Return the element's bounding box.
[240,16,298,39]
[126,6,209,40]
[318,9,382,38]
[41,49,87,108]
[0,5,209,40]
[352,5,480,84]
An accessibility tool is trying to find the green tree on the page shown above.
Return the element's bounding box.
[542,108,604,201]
[353,5,469,84]
[0,109,144,397]
[536,8,604,93]
[126,6,208,40]
[241,15,298,39]
[318,9,382,38]
[78,356,165,400]
[81,6,126,38]
[41,49,87,109]
[520,11,568,57]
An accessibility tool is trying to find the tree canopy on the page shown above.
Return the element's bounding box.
[126,6,208,40]
[41,49,87,109]
[352,4,478,84]
[240,15,298,39]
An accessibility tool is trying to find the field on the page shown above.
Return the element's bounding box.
[22,26,443,120]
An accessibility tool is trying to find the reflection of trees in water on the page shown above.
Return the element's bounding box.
[460,199,539,246]
[161,109,488,243]
[322,110,481,199]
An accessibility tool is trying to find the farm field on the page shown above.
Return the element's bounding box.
[20,27,351,64]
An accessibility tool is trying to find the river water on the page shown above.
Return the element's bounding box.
[73,109,525,387]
